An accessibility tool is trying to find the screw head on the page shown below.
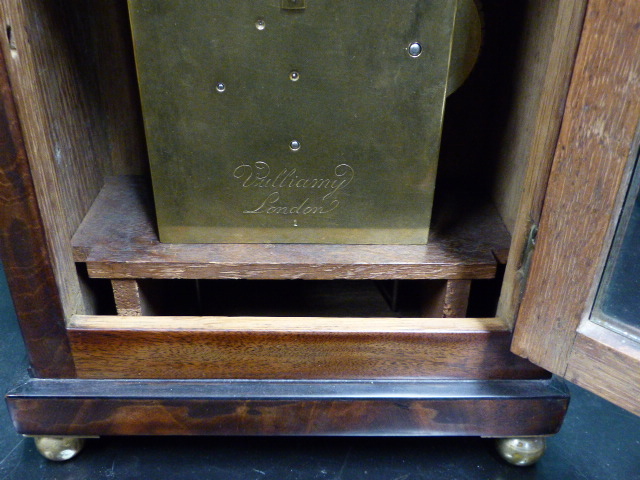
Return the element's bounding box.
[215,82,226,93]
[408,42,423,57]
[289,140,301,151]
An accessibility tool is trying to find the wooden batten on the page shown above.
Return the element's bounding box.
[441,280,472,317]
[112,279,153,316]
[420,280,472,318]
[67,315,547,380]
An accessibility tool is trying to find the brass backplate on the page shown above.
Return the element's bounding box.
[129,0,457,244]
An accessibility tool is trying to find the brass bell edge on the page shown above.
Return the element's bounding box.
[448,0,483,96]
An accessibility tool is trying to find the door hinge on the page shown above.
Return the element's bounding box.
[516,222,539,301]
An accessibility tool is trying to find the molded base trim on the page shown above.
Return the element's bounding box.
[6,377,569,437]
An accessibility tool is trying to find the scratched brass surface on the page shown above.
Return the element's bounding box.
[129,1,457,244]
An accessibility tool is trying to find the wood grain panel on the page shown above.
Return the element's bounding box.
[512,0,640,374]
[497,0,587,327]
[566,322,640,416]
[72,176,509,281]
[0,47,75,377]
[492,0,587,233]
[68,315,547,380]
[0,1,114,316]
[6,378,568,437]
[87,1,147,176]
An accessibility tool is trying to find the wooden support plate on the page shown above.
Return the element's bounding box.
[71,176,510,281]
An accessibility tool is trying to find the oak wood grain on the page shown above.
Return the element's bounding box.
[497,0,588,327]
[419,280,471,318]
[72,176,510,281]
[0,1,112,316]
[512,0,640,374]
[0,46,75,377]
[442,280,472,318]
[67,315,547,380]
[112,280,152,316]
[70,315,506,333]
[492,0,588,233]
[87,1,147,176]
[566,321,640,416]
[6,378,568,437]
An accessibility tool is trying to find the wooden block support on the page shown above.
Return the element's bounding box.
[443,280,472,317]
[420,280,472,318]
[112,279,152,316]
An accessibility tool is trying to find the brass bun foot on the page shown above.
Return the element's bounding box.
[495,437,547,467]
[32,436,86,462]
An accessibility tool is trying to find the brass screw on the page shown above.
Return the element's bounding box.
[408,42,423,57]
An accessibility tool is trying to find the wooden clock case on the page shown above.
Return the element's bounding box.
[0,0,638,460]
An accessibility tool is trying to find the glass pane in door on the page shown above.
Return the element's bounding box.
[592,153,640,340]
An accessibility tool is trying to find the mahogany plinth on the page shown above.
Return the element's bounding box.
[7,377,568,437]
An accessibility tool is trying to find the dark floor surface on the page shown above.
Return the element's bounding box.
[0,266,639,479]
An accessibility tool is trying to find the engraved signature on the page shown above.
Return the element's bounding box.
[233,162,354,215]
